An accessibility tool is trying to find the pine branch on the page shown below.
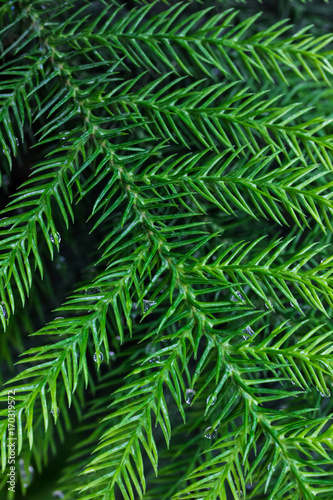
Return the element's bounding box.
[1,1,333,498]
[193,236,333,315]
[134,147,333,231]
[0,246,148,456]
[0,58,47,166]
[103,76,333,168]
[60,3,333,83]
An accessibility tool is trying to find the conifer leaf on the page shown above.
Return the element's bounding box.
[1,1,333,498]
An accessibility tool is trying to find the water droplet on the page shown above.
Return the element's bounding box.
[50,232,61,244]
[53,491,65,499]
[185,389,195,405]
[207,395,217,406]
[51,408,60,416]
[28,466,34,481]
[149,356,161,364]
[0,302,8,319]
[143,299,156,312]
[19,459,28,484]
[321,259,325,263]
[211,68,219,76]
[15,137,19,146]
[54,316,64,320]
[109,351,116,358]
[204,426,218,439]
[93,352,104,363]
[231,291,244,302]
[244,325,254,336]
[85,287,100,294]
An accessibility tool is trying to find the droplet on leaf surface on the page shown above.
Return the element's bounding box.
[204,426,218,439]
[207,395,217,406]
[0,302,8,319]
[53,491,64,499]
[85,287,100,294]
[143,299,156,312]
[185,389,195,404]
[50,232,61,244]
[93,352,104,363]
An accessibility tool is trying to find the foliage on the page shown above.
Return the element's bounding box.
[1,0,333,499]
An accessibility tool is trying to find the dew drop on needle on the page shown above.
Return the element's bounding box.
[207,394,217,406]
[93,352,104,363]
[19,459,30,486]
[204,426,218,439]
[28,466,34,481]
[0,302,8,319]
[149,355,161,364]
[185,389,195,404]
[85,287,100,294]
[231,290,244,302]
[243,325,254,339]
[50,232,61,244]
[143,299,156,312]
[53,491,65,499]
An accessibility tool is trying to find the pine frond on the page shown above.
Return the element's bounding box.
[193,236,333,315]
[134,146,333,230]
[103,76,333,167]
[1,1,333,499]
[62,3,333,83]
[175,410,333,499]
